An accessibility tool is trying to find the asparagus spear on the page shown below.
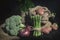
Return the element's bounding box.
[31,15,42,37]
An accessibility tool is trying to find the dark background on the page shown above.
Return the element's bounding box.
[0,0,60,40]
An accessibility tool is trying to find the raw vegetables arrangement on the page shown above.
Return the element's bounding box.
[0,0,58,40]
[4,6,58,38]
[5,15,25,36]
[31,14,42,37]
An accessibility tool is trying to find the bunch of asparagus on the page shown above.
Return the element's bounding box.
[31,14,42,37]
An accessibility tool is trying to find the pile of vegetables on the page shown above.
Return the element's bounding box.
[4,14,42,37]
[4,4,58,37]
[5,15,25,36]
[31,14,42,37]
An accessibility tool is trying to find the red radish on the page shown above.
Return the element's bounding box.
[41,27,52,34]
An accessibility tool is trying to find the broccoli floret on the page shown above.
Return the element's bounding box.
[5,15,25,36]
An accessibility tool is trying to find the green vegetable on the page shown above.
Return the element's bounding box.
[20,0,35,12]
[5,15,25,36]
[31,15,42,37]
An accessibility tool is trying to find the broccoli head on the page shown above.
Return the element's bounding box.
[5,15,25,36]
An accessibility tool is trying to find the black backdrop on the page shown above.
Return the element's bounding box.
[0,0,60,40]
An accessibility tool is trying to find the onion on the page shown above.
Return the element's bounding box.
[51,25,58,30]
[37,8,44,15]
[26,25,32,31]
[19,26,31,37]
[20,29,30,37]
